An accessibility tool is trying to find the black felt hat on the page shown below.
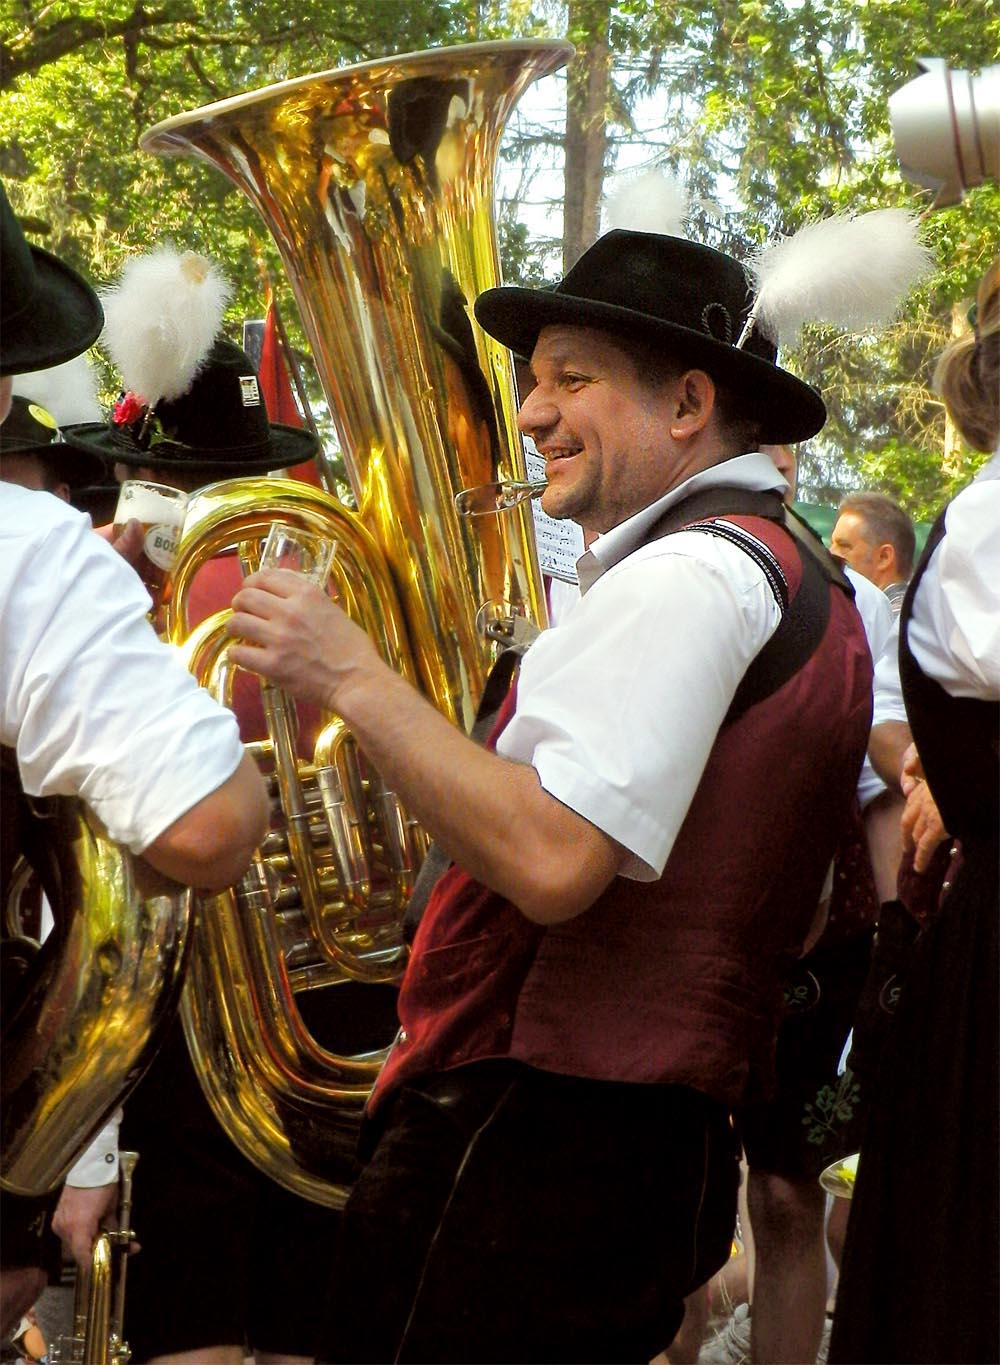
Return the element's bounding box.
[64,338,319,476]
[0,395,108,487]
[474,229,826,443]
[0,183,104,377]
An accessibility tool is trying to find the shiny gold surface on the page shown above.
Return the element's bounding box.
[166,478,431,1206]
[141,40,571,1207]
[142,39,569,729]
[1,804,191,1196]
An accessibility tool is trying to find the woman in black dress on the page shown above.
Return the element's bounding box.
[831,258,999,1365]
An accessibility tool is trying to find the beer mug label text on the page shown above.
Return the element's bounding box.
[145,524,181,569]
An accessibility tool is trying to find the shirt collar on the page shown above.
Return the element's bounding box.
[577,451,788,594]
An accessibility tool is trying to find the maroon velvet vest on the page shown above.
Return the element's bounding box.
[373,514,873,1112]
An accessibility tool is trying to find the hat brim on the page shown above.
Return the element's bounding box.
[62,421,320,476]
[474,286,826,444]
[0,439,108,489]
[1,246,104,377]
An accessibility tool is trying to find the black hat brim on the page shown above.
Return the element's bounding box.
[61,420,320,477]
[1,246,104,377]
[0,438,108,489]
[474,286,827,444]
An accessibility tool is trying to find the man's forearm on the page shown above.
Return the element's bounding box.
[335,659,623,923]
[868,719,912,789]
[228,569,623,921]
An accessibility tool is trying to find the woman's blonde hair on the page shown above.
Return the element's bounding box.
[933,257,1000,454]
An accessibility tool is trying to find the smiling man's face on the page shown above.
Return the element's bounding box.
[516,325,685,535]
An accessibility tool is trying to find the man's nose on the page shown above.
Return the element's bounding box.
[517,385,557,437]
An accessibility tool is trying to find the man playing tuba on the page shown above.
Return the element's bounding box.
[228,227,873,1363]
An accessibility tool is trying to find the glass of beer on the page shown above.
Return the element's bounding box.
[113,480,190,613]
[259,523,336,586]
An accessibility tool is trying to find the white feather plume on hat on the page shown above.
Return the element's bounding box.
[742,208,935,348]
[11,354,103,425]
[603,170,690,238]
[99,245,232,407]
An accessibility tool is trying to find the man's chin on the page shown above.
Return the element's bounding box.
[540,486,582,523]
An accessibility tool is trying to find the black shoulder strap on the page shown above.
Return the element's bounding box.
[644,486,851,724]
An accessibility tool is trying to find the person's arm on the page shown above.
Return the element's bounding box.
[140,749,269,891]
[868,719,912,790]
[8,503,268,889]
[231,581,621,924]
[908,474,1000,698]
[51,1116,121,1268]
[227,540,780,922]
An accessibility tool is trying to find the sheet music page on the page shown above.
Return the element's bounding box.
[524,437,584,583]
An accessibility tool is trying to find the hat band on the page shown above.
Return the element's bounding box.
[110,424,274,462]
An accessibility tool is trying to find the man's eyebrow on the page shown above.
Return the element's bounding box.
[532,344,581,375]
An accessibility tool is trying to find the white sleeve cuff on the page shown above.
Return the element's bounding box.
[65,1111,121,1187]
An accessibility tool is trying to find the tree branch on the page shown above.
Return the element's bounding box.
[2,3,196,84]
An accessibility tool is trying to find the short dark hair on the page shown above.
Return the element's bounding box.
[625,336,763,456]
[838,491,916,578]
[0,449,65,494]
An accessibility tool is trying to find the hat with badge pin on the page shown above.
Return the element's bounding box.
[64,245,318,476]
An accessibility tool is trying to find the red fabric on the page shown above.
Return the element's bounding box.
[373,515,874,1114]
[259,302,321,488]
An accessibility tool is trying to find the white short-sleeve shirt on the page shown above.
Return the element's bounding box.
[497,453,791,880]
[1,484,244,854]
[907,451,1000,700]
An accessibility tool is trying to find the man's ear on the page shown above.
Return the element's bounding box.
[669,370,715,441]
[875,542,896,573]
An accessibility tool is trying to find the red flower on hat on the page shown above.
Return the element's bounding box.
[112,391,144,427]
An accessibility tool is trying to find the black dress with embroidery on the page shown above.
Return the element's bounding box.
[830,512,999,1364]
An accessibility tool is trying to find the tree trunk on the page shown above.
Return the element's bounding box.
[562,0,612,272]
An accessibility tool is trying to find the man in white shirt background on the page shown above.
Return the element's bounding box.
[0,182,268,1339]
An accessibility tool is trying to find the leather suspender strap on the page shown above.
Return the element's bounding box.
[403,486,849,935]
[644,486,851,725]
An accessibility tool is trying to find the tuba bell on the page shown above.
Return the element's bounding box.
[141,40,572,1206]
[1,800,191,1197]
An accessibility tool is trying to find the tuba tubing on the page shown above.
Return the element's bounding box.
[166,480,424,1206]
[141,40,572,1206]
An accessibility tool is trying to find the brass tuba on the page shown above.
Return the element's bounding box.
[1,802,190,1196]
[141,40,571,1206]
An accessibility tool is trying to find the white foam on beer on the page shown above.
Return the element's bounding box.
[115,482,188,526]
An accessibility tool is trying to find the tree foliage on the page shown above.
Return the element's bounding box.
[2,0,997,516]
